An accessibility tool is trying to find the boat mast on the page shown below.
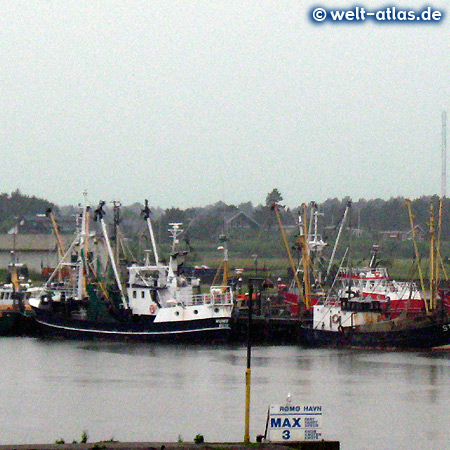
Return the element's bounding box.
[77,200,88,300]
[405,198,429,314]
[46,208,66,263]
[313,210,322,250]
[436,197,448,281]
[429,203,437,310]
[219,234,229,286]
[168,223,183,279]
[307,201,316,247]
[272,202,305,311]
[95,201,128,309]
[112,201,122,267]
[142,199,160,265]
[212,234,229,286]
[369,245,379,269]
[300,203,311,310]
[169,223,183,254]
[10,249,19,293]
[326,200,351,278]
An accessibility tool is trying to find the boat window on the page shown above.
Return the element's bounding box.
[133,291,137,299]
[141,291,145,298]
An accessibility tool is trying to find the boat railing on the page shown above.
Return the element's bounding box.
[177,287,233,307]
[339,267,390,279]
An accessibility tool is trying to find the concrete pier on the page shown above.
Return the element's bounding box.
[0,442,340,450]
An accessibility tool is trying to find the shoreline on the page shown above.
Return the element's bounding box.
[0,441,340,450]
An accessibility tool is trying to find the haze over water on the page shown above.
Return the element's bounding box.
[0,338,449,450]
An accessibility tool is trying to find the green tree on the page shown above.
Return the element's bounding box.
[265,188,283,207]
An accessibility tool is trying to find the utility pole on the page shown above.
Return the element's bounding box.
[442,111,447,198]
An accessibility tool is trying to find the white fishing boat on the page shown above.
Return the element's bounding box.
[29,200,234,341]
[337,246,424,318]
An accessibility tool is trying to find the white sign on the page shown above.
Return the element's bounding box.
[266,404,323,441]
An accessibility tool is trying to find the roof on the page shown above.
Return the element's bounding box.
[225,211,261,228]
[0,234,75,251]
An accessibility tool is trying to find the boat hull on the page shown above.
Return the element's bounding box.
[0,311,35,336]
[301,315,450,349]
[31,308,231,342]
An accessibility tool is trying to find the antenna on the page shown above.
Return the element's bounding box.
[442,111,447,198]
[168,223,183,253]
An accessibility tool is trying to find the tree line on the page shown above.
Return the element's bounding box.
[2,188,448,236]
[1,189,448,261]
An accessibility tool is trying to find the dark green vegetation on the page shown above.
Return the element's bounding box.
[0,189,56,233]
[3,188,450,282]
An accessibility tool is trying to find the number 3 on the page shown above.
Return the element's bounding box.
[282,430,290,440]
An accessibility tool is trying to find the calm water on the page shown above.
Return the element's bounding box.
[0,338,449,450]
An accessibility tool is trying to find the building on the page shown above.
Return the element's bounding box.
[379,224,426,242]
[0,234,60,273]
[225,211,261,230]
[0,233,107,274]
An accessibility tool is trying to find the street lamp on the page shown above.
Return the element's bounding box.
[252,254,258,276]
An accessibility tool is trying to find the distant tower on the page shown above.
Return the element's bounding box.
[442,111,447,198]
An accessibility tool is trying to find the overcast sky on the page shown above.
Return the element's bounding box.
[2,1,449,208]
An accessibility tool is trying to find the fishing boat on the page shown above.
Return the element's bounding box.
[0,261,34,335]
[336,245,424,319]
[299,199,450,349]
[273,202,325,316]
[29,200,234,342]
[301,294,450,349]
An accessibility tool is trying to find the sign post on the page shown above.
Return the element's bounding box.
[266,403,323,442]
[243,281,253,443]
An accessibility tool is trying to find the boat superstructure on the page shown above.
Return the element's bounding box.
[0,260,34,335]
[336,265,423,318]
[301,201,450,350]
[29,199,234,341]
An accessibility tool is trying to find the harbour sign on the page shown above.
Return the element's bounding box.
[266,404,323,442]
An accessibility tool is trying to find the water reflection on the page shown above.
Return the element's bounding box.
[0,339,450,450]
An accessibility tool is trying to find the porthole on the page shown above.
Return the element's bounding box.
[175,311,180,316]
[214,308,219,313]
[194,310,198,314]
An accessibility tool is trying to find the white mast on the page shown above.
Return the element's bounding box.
[95,201,128,309]
[169,223,183,254]
[76,201,87,300]
[326,200,351,278]
[167,223,183,280]
[142,200,159,265]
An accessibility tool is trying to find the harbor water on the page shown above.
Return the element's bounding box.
[0,338,450,450]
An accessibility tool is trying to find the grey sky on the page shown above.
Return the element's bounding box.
[2,1,449,208]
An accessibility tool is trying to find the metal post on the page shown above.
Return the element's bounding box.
[442,111,447,198]
[244,280,253,443]
[252,254,258,276]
